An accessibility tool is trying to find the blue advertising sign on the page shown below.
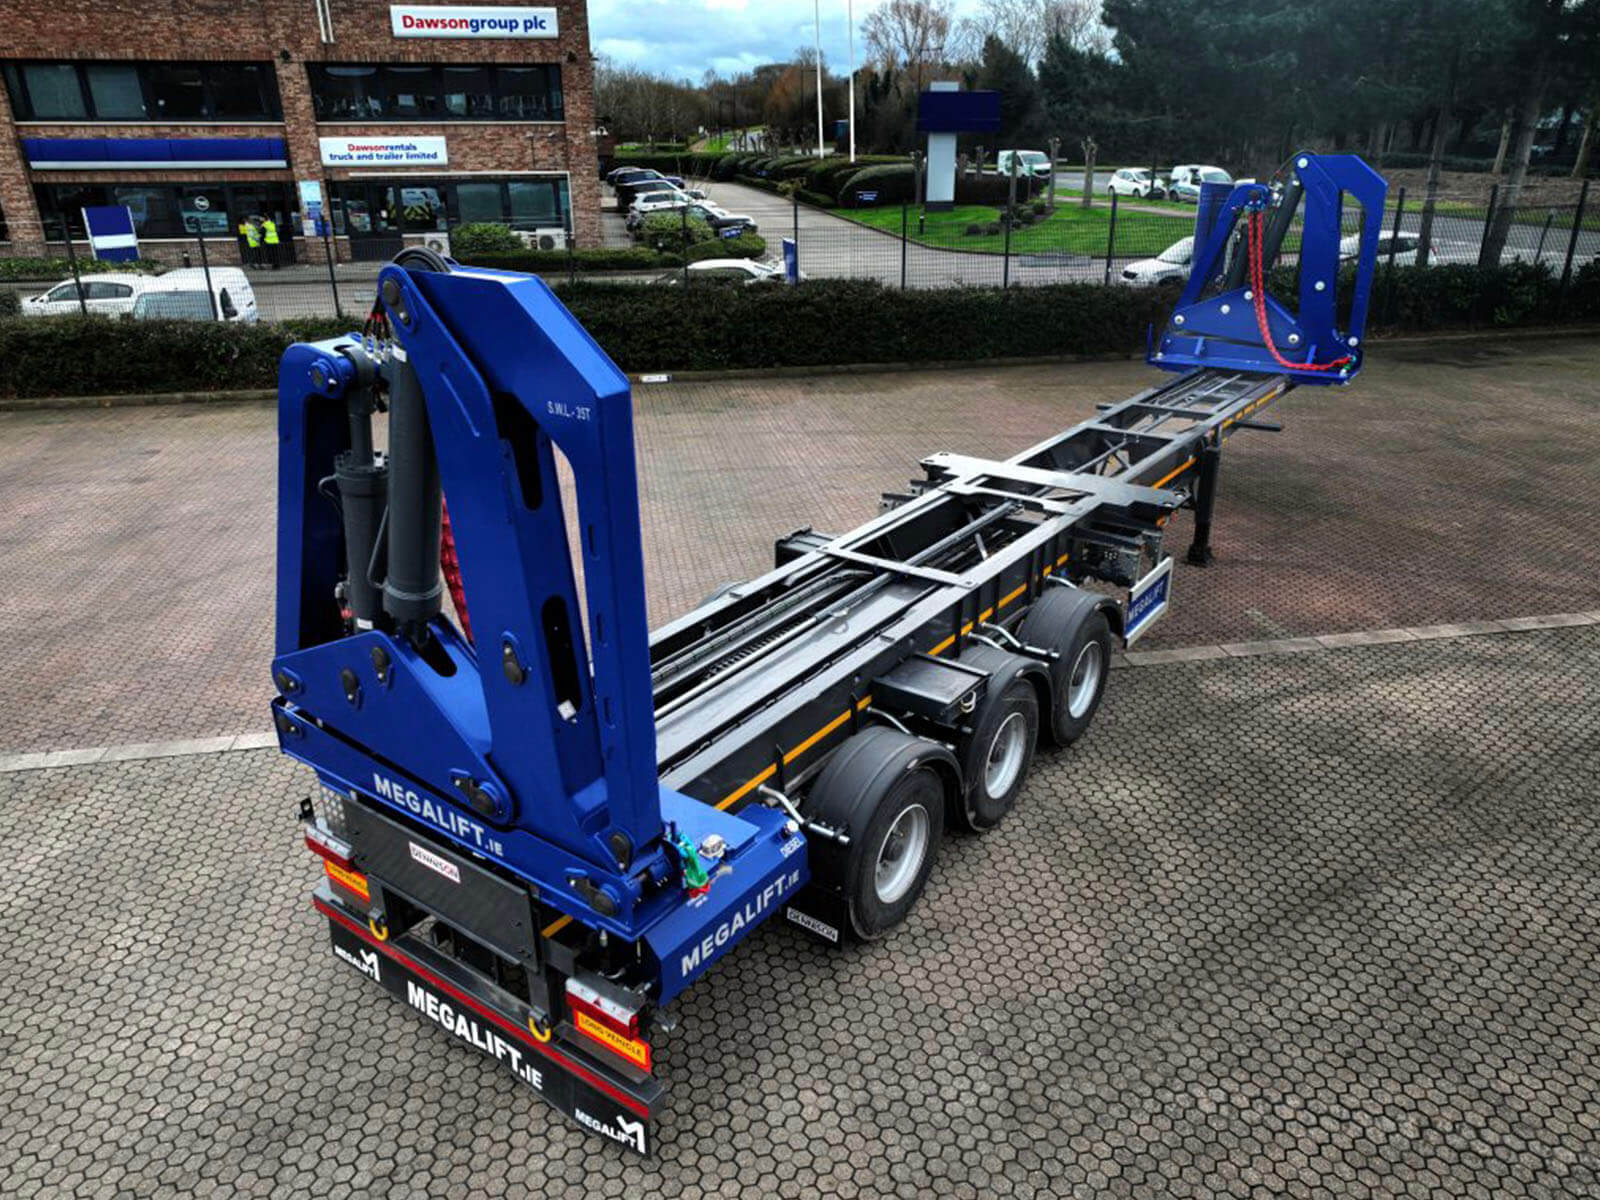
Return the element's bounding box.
[781,237,798,284]
[917,90,1001,134]
[857,190,879,204]
[82,205,139,262]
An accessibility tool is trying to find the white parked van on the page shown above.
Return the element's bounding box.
[996,149,1054,180]
[130,268,259,323]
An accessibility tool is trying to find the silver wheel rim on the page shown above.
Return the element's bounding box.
[983,711,1028,799]
[874,805,930,904]
[1067,641,1104,719]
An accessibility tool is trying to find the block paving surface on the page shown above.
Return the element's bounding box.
[1,628,1597,1197]
[1,333,1596,752]
[0,333,1597,1197]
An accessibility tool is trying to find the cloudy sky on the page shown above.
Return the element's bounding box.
[588,0,977,84]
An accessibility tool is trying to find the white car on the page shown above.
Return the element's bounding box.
[656,259,799,285]
[1168,164,1233,203]
[1338,232,1478,265]
[132,268,259,322]
[1106,168,1167,200]
[21,272,155,317]
[996,150,1053,180]
[1120,237,1194,286]
[627,188,711,226]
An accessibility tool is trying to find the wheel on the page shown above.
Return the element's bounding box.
[1019,588,1115,746]
[849,765,944,939]
[803,726,954,941]
[1052,610,1111,744]
[952,652,1040,832]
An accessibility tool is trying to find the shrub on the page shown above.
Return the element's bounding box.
[795,188,835,209]
[685,234,767,263]
[0,291,19,318]
[1031,201,1047,216]
[964,223,984,237]
[0,256,166,282]
[1017,209,1037,226]
[2,263,1593,400]
[839,163,916,206]
[954,175,1013,207]
[985,222,1002,236]
[639,212,714,253]
[450,223,522,257]
[456,246,670,272]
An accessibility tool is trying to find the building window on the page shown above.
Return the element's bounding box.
[441,66,493,118]
[15,63,86,119]
[2,60,282,121]
[34,181,297,241]
[84,64,147,119]
[328,178,570,238]
[308,63,563,122]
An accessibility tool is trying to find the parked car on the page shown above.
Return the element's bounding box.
[654,258,795,286]
[678,203,756,236]
[1106,168,1167,200]
[21,272,153,318]
[996,149,1053,180]
[1120,236,1195,285]
[625,189,715,229]
[1168,165,1233,203]
[613,172,686,210]
[130,268,258,323]
[1338,232,1478,264]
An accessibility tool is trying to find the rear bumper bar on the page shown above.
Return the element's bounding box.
[315,888,660,1155]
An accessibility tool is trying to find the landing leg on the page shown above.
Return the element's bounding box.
[1186,439,1222,567]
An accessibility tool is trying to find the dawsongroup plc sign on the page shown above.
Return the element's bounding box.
[390,5,559,37]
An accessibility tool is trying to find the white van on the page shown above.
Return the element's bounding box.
[996,149,1054,180]
[130,267,259,323]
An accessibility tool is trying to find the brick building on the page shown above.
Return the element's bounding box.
[0,0,602,263]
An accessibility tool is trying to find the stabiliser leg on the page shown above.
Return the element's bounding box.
[1186,438,1222,567]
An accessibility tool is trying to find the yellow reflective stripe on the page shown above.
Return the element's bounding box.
[713,695,875,813]
[541,914,572,939]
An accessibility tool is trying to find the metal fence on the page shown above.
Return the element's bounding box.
[1,178,1593,325]
[773,180,1596,298]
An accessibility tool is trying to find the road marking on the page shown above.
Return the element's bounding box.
[2,613,1595,773]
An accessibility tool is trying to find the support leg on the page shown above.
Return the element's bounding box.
[1186,439,1222,567]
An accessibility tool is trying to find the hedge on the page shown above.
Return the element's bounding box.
[684,233,767,263]
[0,256,167,282]
[839,163,917,207]
[3,263,1596,398]
[455,246,671,272]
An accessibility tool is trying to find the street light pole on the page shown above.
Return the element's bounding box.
[813,0,825,157]
[847,0,857,162]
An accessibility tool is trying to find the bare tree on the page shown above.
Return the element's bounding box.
[950,0,1110,67]
[863,0,955,93]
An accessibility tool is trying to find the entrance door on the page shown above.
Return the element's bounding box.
[341,184,404,262]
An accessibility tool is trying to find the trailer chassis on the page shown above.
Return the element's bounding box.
[275,153,1387,1154]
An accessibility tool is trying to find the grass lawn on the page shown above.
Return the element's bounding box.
[836,201,1194,257]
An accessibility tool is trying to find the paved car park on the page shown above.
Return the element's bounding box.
[1,333,1597,1196]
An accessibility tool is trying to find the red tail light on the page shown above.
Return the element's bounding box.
[303,822,354,870]
[566,978,641,1038]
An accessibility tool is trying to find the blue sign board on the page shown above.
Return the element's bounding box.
[917,90,1001,134]
[857,190,879,204]
[781,237,798,284]
[23,137,289,170]
[82,205,139,262]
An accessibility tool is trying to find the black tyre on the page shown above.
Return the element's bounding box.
[849,765,944,939]
[1020,588,1115,746]
[954,676,1039,833]
[805,726,953,941]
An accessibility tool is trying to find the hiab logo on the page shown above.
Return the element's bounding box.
[575,1109,647,1154]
